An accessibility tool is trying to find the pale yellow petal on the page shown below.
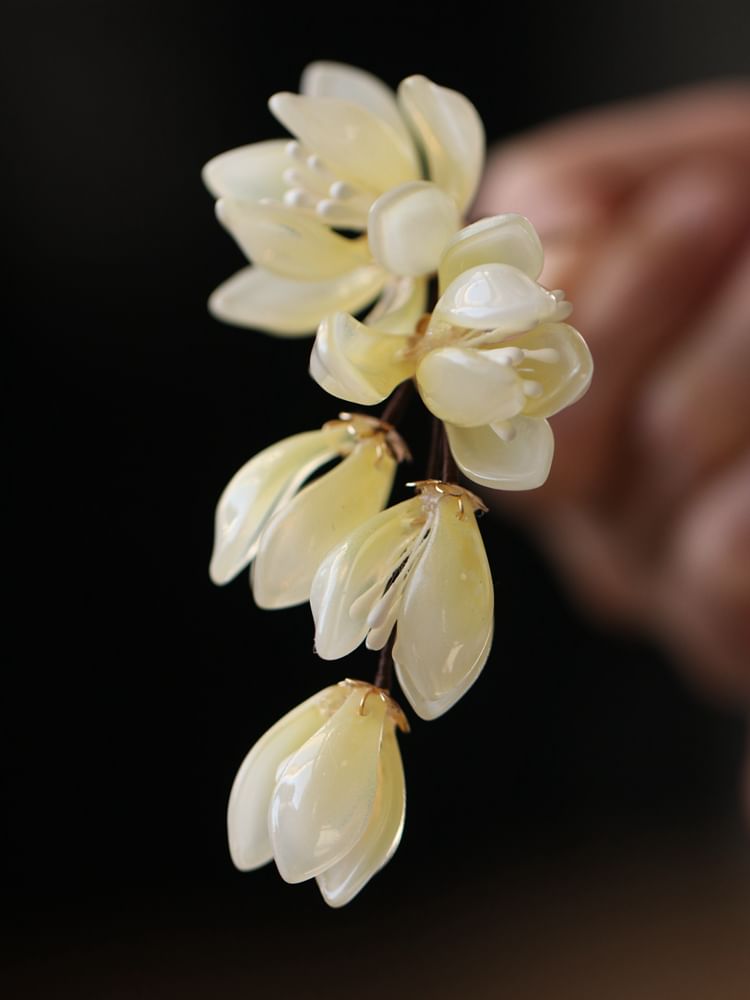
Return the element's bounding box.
[510,323,593,418]
[317,723,406,907]
[216,199,369,280]
[252,438,396,609]
[416,346,525,427]
[394,496,494,720]
[201,140,289,201]
[438,214,544,291]
[445,418,554,490]
[311,312,416,405]
[209,265,386,336]
[368,181,460,277]
[269,689,387,883]
[227,684,346,871]
[365,276,428,334]
[398,75,484,213]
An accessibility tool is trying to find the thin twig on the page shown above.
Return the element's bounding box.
[441,425,459,483]
[373,628,396,691]
[380,379,415,426]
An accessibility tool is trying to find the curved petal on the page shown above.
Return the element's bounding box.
[252,438,396,609]
[311,497,424,660]
[445,418,554,490]
[209,265,386,336]
[210,427,346,585]
[269,688,387,883]
[510,323,593,418]
[438,214,544,291]
[398,75,484,213]
[416,346,525,427]
[300,62,413,150]
[268,92,419,193]
[317,723,406,907]
[368,181,460,278]
[311,313,416,405]
[227,684,346,871]
[201,140,289,201]
[394,495,494,720]
[365,276,428,334]
[216,199,369,280]
[433,264,564,335]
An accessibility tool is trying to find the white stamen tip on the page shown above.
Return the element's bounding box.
[523,348,560,364]
[551,288,566,301]
[316,199,336,218]
[284,188,310,209]
[522,380,544,398]
[494,421,516,443]
[307,154,324,171]
[285,141,302,160]
[330,180,353,200]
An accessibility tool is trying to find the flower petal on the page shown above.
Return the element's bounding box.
[433,264,564,334]
[216,199,369,281]
[269,92,419,193]
[368,181,460,278]
[210,427,346,585]
[201,140,289,201]
[394,495,494,720]
[398,75,484,213]
[416,346,525,427]
[445,417,554,490]
[300,62,413,150]
[270,688,387,883]
[311,497,424,660]
[364,276,428,334]
[317,723,406,907]
[252,438,396,609]
[510,323,593,418]
[209,265,386,336]
[311,312,416,405]
[227,684,346,871]
[438,214,544,291]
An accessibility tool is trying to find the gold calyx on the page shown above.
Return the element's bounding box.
[323,413,411,464]
[406,479,488,518]
[339,679,410,733]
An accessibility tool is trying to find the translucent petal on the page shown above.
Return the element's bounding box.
[433,263,563,334]
[201,140,289,201]
[416,346,525,427]
[209,265,385,337]
[269,688,387,883]
[368,182,460,278]
[311,497,424,660]
[300,62,413,150]
[394,496,494,720]
[210,427,345,585]
[227,684,346,871]
[317,723,405,907]
[398,75,484,213]
[445,417,554,490]
[269,92,419,193]
[311,313,416,405]
[365,276,428,334]
[252,439,396,609]
[216,199,369,280]
[438,214,544,291]
[509,323,594,418]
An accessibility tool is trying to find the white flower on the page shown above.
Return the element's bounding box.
[209,414,407,608]
[203,62,484,335]
[311,481,493,720]
[227,680,408,908]
[311,214,593,490]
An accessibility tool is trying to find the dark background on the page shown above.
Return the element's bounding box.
[5,1,749,996]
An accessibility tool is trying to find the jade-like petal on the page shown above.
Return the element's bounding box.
[445,417,554,490]
[368,181,460,278]
[506,323,594,419]
[201,139,289,202]
[438,214,544,291]
[416,345,526,427]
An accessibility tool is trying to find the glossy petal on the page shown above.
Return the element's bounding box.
[269,92,419,193]
[201,140,289,201]
[216,199,369,280]
[416,346,525,427]
[311,313,416,405]
[210,427,345,585]
[510,323,593,418]
[365,276,428,334]
[438,214,544,291]
[227,685,346,871]
[317,724,406,907]
[252,439,396,609]
[269,688,387,883]
[368,181,460,278]
[398,75,484,213]
[433,263,564,334]
[445,417,554,490]
[311,497,424,660]
[394,496,493,720]
[209,265,385,336]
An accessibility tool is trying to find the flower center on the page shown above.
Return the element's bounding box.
[277,141,377,230]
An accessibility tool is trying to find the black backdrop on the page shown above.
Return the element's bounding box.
[5,2,749,996]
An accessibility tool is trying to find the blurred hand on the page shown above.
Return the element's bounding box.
[475,83,750,718]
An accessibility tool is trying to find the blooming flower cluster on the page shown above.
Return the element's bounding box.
[205,62,593,905]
